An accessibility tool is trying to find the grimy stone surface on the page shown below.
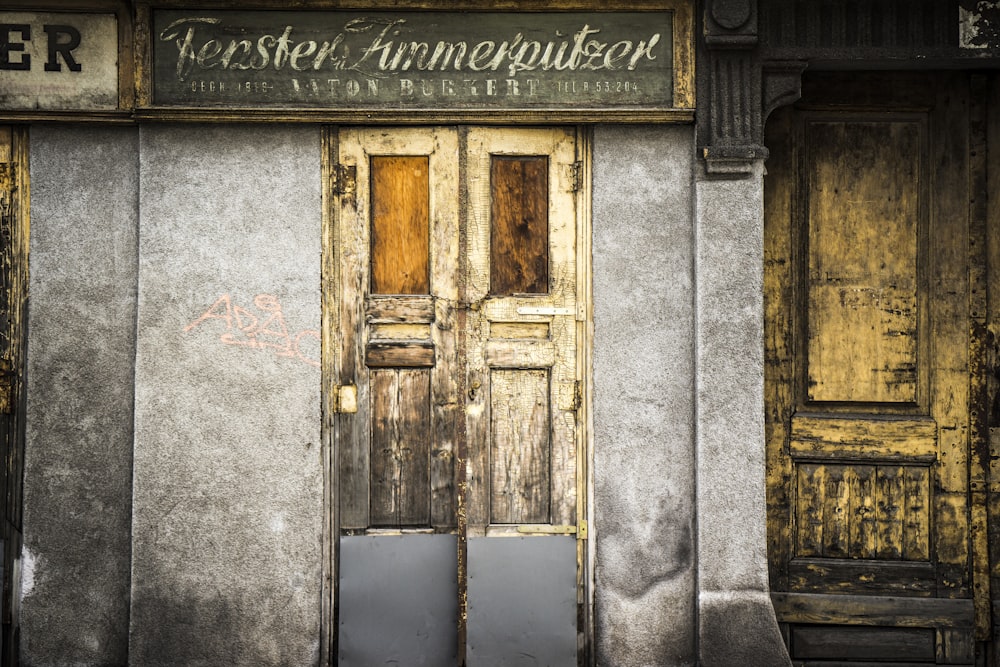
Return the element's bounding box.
[22,126,139,665]
[18,122,787,666]
[694,162,791,666]
[130,125,323,665]
[593,125,697,666]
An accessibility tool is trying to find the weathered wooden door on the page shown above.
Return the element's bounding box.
[330,126,587,666]
[0,127,26,667]
[765,72,993,664]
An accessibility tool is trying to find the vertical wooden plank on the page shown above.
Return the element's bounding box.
[397,369,431,526]
[338,128,371,530]
[876,465,905,560]
[822,464,851,558]
[369,369,431,527]
[764,105,796,589]
[796,463,825,558]
[986,71,1000,638]
[0,128,11,163]
[371,156,429,295]
[429,127,461,530]
[490,156,548,295]
[805,120,920,404]
[848,464,878,560]
[930,75,973,599]
[370,369,400,526]
[490,369,551,524]
[967,72,992,640]
[902,466,930,561]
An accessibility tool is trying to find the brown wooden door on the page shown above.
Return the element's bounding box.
[765,72,992,664]
[331,126,586,665]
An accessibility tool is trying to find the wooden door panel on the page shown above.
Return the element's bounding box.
[370,156,430,295]
[489,368,551,525]
[465,127,579,532]
[765,72,982,660]
[805,119,922,404]
[337,128,460,531]
[794,462,929,562]
[369,368,432,527]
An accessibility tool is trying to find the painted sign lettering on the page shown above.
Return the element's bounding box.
[0,12,118,111]
[152,10,675,109]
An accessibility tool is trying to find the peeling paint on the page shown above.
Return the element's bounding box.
[19,548,35,599]
[960,1,1000,49]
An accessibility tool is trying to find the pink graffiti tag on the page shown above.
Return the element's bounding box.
[184,294,320,368]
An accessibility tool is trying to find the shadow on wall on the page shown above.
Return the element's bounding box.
[131,577,316,667]
[133,584,242,666]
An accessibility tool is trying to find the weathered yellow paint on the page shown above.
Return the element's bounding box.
[790,415,937,461]
[805,120,920,404]
[489,321,550,339]
[369,323,431,341]
[465,127,580,531]
[766,73,984,645]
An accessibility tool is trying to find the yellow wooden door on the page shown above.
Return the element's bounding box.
[331,126,587,666]
[765,72,990,664]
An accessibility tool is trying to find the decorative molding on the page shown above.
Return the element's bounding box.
[699,0,765,176]
[761,59,806,125]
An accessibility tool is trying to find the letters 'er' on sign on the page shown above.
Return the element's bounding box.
[0,13,119,111]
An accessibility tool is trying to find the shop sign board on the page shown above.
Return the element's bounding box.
[0,13,118,111]
[151,10,678,111]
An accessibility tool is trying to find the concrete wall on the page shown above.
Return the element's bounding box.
[592,125,697,666]
[694,164,790,665]
[22,126,139,665]
[19,122,784,666]
[129,125,323,665]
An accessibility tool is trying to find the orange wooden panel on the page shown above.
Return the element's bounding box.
[371,156,429,295]
[490,156,548,295]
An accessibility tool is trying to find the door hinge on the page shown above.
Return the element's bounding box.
[570,161,584,192]
[332,384,358,414]
[331,164,357,204]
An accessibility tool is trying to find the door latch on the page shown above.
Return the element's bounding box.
[333,384,358,413]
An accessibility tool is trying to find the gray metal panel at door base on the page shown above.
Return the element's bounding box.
[467,536,577,666]
[339,534,457,667]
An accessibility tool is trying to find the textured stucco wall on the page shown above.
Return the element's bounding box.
[19,121,785,666]
[694,163,790,666]
[129,125,323,665]
[22,125,139,665]
[592,125,697,666]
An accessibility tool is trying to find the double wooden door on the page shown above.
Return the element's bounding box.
[766,72,999,664]
[329,126,587,665]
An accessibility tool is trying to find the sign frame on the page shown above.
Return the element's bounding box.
[134,0,694,124]
[0,0,134,122]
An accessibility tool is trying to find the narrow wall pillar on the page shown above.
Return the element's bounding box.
[694,162,790,665]
[592,125,697,666]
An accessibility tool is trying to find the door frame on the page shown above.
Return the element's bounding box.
[763,71,996,662]
[318,125,595,665]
